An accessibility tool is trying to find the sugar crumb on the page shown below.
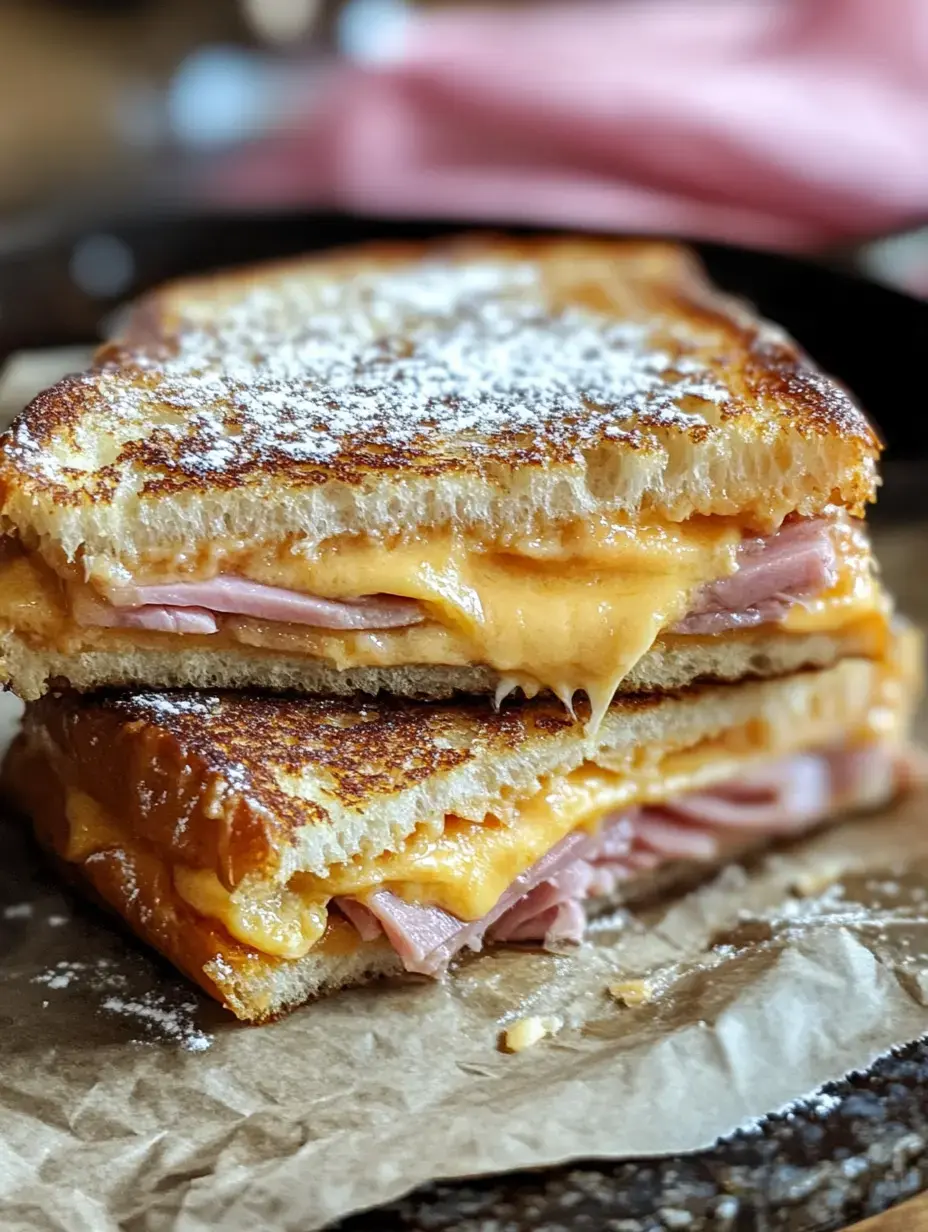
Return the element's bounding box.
[608,978,654,1007]
[791,872,838,898]
[3,902,33,920]
[33,960,87,989]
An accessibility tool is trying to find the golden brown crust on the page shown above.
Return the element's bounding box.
[2,730,399,1020]
[0,235,878,520]
[17,687,608,885]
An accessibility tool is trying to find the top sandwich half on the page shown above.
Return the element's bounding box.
[0,236,888,714]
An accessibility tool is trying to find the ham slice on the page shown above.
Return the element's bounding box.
[76,515,840,637]
[71,589,219,635]
[349,824,619,975]
[333,742,901,974]
[673,517,837,635]
[101,577,425,631]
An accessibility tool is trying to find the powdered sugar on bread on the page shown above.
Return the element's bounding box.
[0,237,878,571]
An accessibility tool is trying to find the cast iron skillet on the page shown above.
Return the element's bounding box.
[3,212,928,1230]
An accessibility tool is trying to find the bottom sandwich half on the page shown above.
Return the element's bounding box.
[2,627,922,1023]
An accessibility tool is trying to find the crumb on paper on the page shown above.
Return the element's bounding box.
[3,902,33,920]
[608,978,654,1007]
[791,872,839,898]
[502,1015,563,1053]
[101,992,213,1054]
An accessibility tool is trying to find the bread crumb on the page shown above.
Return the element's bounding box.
[791,872,836,897]
[608,978,654,1007]
[502,1015,562,1053]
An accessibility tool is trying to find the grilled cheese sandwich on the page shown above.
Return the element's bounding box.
[4,631,920,1021]
[0,234,919,1023]
[0,236,888,708]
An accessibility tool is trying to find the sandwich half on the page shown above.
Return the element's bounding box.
[3,626,920,1022]
[0,237,889,717]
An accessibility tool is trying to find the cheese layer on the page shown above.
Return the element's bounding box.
[0,515,887,721]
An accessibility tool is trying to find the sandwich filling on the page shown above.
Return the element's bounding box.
[170,742,905,975]
[0,511,886,715]
[57,740,908,979]
[50,652,910,980]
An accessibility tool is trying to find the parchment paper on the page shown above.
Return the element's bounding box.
[2,353,928,1232]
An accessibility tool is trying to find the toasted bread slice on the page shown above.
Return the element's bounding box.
[0,236,884,706]
[0,237,877,570]
[4,635,919,1022]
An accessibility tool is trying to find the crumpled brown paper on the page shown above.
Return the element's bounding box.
[1,353,928,1232]
[4,746,928,1232]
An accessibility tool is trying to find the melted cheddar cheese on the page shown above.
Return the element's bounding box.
[0,516,892,722]
[247,521,747,721]
[173,765,646,958]
[60,638,911,964]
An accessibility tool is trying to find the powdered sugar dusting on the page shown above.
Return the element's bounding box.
[7,254,736,488]
[32,957,213,1052]
[101,992,213,1052]
[122,691,219,720]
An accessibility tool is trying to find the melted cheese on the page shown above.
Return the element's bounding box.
[306,767,635,920]
[164,662,905,961]
[0,518,894,724]
[170,768,630,958]
[65,789,126,860]
[173,868,329,960]
[1,520,744,722]
[242,522,745,723]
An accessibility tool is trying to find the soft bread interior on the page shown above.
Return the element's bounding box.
[0,621,886,704]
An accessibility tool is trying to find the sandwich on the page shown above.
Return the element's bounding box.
[2,628,920,1022]
[0,237,889,723]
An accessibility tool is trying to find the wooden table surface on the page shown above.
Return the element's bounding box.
[852,1192,928,1229]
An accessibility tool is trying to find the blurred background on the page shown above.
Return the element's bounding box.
[0,0,927,328]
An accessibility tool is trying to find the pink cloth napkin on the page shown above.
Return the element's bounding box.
[213,0,928,251]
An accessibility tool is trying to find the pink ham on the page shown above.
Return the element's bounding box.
[334,897,386,943]
[673,516,837,635]
[353,823,627,976]
[488,866,595,945]
[103,577,425,631]
[495,898,589,946]
[333,742,902,974]
[77,514,841,636]
[629,809,728,859]
[71,589,219,635]
[665,755,832,833]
